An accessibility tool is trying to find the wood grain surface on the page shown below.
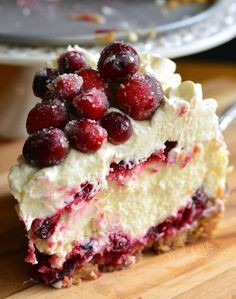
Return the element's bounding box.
[0,60,236,299]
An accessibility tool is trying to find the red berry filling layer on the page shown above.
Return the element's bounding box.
[30,182,98,240]
[32,188,209,285]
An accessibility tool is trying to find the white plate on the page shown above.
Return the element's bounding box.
[0,0,235,66]
[0,0,220,46]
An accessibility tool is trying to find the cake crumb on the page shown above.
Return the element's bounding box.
[96,31,117,43]
[68,12,105,24]
[128,32,139,42]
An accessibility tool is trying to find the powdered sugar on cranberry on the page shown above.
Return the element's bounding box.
[73,88,109,120]
[48,73,83,100]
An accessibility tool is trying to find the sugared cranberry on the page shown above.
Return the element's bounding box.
[97,41,140,83]
[32,68,59,98]
[76,68,108,95]
[109,234,130,252]
[65,119,107,153]
[116,73,163,120]
[48,73,83,101]
[100,111,132,145]
[73,88,109,120]
[26,100,69,134]
[23,128,69,167]
[31,214,60,239]
[57,50,89,74]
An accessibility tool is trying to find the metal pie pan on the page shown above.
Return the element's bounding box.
[0,0,222,46]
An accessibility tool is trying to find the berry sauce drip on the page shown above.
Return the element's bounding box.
[97,41,140,83]
[57,50,89,74]
[32,68,59,99]
[65,119,107,153]
[23,128,69,167]
[100,111,132,145]
[26,100,68,134]
[116,73,163,120]
[73,88,109,120]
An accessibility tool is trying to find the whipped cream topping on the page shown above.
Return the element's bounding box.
[140,53,181,90]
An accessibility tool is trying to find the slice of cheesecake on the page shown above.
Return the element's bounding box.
[8,42,228,288]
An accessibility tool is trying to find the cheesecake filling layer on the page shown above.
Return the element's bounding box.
[24,139,228,270]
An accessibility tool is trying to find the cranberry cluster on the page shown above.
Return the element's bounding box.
[23,42,164,167]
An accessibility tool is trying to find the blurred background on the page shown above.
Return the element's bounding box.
[0,0,235,140]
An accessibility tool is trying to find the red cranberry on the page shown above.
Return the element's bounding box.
[65,119,107,153]
[109,234,130,252]
[57,50,89,74]
[75,183,94,202]
[73,88,109,120]
[97,41,140,83]
[26,100,69,134]
[110,160,135,171]
[76,68,108,95]
[32,68,59,98]
[100,111,132,145]
[164,141,177,159]
[116,73,163,120]
[23,128,69,167]
[192,188,207,210]
[48,73,83,101]
[183,188,208,224]
[31,214,60,239]
[79,240,95,257]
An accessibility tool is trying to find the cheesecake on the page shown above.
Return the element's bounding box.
[8,42,229,288]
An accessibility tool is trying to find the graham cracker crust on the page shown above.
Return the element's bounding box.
[53,198,223,288]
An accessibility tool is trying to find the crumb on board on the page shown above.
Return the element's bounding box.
[167,0,213,8]
[68,12,105,24]
[95,31,117,43]
[94,28,117,34]
[128,31,139,42]
[148,30,157,39]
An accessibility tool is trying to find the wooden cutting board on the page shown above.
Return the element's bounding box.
[0,60,236,299]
